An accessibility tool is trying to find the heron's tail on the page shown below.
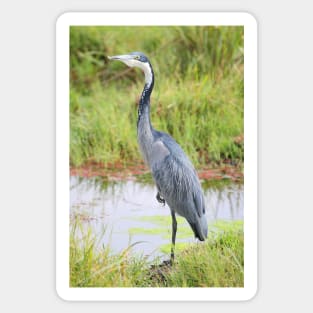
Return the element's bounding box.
[188,214,208,241]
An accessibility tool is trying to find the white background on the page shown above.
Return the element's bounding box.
[1,0,312,311]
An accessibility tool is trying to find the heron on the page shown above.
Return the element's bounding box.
[108,52,208,262]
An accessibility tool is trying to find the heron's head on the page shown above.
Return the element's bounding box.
[108,52,153,85]
[108,51,149,67]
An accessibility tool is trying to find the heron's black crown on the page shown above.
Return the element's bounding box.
[129,51,149,63]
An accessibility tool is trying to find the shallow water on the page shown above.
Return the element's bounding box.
[70,176,243,259]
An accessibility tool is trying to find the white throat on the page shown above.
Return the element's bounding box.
[137,62,153,86]
[123,59,153,86]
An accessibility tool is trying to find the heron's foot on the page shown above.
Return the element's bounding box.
[156,192,165,206]
[148,260,172,283]
[150,259,172,270]
[170,252,175,266]
[162,259,172,267]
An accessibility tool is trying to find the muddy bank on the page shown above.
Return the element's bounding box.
[70,161,243,183]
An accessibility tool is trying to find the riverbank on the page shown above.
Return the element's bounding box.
[70,160,243,184]
[70,220,243,287]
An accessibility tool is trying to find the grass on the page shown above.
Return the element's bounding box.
[163,228,243,287]
[70,219,243,287]
[70,26,244,168]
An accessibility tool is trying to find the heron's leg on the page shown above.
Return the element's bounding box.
[156,191,165,206]
[170,210,177,264]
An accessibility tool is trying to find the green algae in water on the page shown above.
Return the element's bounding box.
[210,220,243,232]
[128,215,240,240]
[160,242,189,254]
[128,225,193,239]
[128,227,168,236]
[131,215,188,227]
[128,216,243,239]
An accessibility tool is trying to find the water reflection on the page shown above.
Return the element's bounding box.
[70,176,243,258]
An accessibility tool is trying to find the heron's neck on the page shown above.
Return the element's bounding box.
[138,84,152,123]
[137,70,155,165]
[137,65,154,130]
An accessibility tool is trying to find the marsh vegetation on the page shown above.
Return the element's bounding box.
[70,26,244,168]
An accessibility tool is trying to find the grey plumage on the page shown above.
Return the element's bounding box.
[108,51,208,261]
[150,131,208,241]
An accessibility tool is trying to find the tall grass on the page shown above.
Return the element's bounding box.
[70,219,243,287]
[70,26,244,168]
[163,225,244,287]
[70,218,149,287]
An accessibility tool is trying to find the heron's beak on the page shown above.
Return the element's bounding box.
[107,54,133,61]
[107,54,138,68]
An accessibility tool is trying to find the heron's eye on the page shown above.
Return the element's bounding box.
[134,55,140,60]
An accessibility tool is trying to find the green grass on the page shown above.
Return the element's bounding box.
[70,220,244,287]
[163,228,243,287]
[70,26,244,168]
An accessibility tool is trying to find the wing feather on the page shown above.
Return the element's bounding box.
[151,137,204,216]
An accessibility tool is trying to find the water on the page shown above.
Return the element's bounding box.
[70,176,243,259]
